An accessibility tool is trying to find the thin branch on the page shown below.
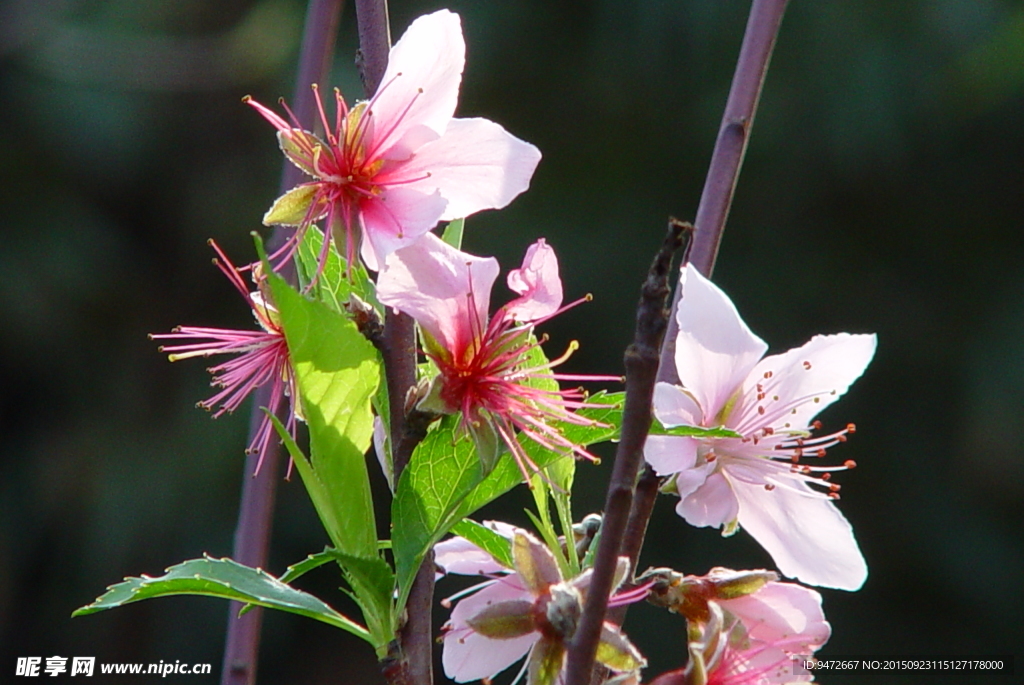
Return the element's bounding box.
[350,3,434,684]
[219,3,344,685]
[564,221,688,685]
[574,3,791,682]
[659,0,789,382]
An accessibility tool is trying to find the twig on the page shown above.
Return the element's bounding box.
[627,0,790,607]
[220,3,345,685]
[564,221,688,685]
[350,3,434,684]
[572,2,791,682]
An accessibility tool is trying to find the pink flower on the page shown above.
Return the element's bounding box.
[644,265,876,590]
[150,243,297,471]
[376,233,618,481]
[646,569,829,685]
[438,529,645,684]
[246,9,541,272]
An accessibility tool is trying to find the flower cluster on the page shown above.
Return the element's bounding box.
[147,7,879,685]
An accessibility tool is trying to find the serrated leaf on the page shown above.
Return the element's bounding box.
[330,550,396,649]
[267,270,380,559]
[392,415,482,607]
[279,548,337,585]
[73,556,370,642]
[264,183,321,226]
[450,519,514,569]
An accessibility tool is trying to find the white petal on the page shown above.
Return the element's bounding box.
[377,232,499,353]
[674,265,768,421]
[643,434,699,477]
[395,117,541,220]
[370,10,464,157]
[677,470,738,528]
[720,581,831,650]
[730,475,867,590]
[443,575,539,682]
[652,382,703,428]
[435,521,520,575]
[744,333,877,431]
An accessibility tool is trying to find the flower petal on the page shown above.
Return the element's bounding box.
[652,382,703,429]
[377,232,499,353]
[719,581,831,651]
[443,575,539,682]
[744,333,877,432]
[369,10,465,159]
[677,470,739,528]
[357,187,448,271]
[673,265,768,422]
[395,117,542,220]
[643,434,699,477]
[504,239,563,322]
[730,476,867,590]
[436,521,519,576]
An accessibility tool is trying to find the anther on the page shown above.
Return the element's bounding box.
[844,459,857,469]
[829,483,841,492]
[764,484,775,491]
[763,370,773,379]
[828,492,841,500]
[757,406,765,415]
[803,361,812,370]
[846,423,857,433]
[811,420,822,430]
[816,448,826,458]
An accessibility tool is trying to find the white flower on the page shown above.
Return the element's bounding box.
[645,265,876,590]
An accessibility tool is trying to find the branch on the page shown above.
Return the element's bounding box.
[564,221,688,685]
[350,3,434,684]
[576,3,790,681]
[625,0,789,600]
[220,2,345,685]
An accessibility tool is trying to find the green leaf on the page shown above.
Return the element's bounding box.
[294,224,376,311]
[73,556,371,642]
[266,270,380,559]
[650,417,742,439]
[330,550,396,650]
[279,548,337,585]
[392,415,483,607]
[441,218,465,249]
[450,519,514,569]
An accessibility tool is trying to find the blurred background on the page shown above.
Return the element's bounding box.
[2,0,1022,683]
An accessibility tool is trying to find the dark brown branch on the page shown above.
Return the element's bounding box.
[220,2,345,685]
[564,221,689,685]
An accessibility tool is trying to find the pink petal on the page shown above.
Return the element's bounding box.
[673,265,768,422]
[369,10,464,159]
[358,187,448,271]
[730,475,867,590]
[436,521,520,576]
[504,239,563,321]
[643,434,700,477]
[395,117,542,220]
[720,582,831,650]
[443,575,539,682]
[743,333,877,432]
[677,470,739,528]
[652,382,703,428]
[377,233,499,354]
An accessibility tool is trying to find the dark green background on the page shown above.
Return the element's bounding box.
[2,1,1021,683]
